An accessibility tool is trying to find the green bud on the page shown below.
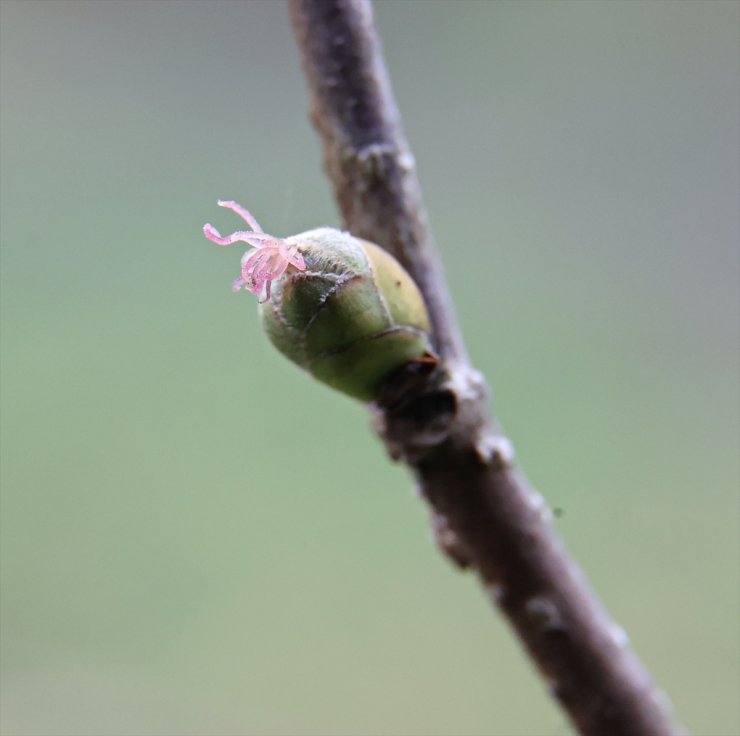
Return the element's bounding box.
[204,202,434,402]
[261,228,432,401]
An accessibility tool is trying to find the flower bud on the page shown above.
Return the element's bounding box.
[204,202,433,401]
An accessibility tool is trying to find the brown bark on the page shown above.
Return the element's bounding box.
[289,2,684,734]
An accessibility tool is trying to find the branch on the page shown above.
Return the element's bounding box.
[288,2,684,735]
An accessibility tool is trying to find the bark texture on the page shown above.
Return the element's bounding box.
[289,2,684,734]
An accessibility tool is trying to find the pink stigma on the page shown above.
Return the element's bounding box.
[203,201,306,302]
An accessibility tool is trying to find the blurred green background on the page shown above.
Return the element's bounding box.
[1,1,738,735]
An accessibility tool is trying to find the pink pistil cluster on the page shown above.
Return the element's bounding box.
[203,200,306,302]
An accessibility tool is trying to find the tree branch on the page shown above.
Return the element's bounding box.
[288,2,684,735]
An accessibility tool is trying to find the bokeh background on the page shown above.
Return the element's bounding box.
[1,2,738,735]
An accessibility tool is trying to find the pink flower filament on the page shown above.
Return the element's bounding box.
[203,200,306,302]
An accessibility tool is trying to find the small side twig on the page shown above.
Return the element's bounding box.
[288,2,684,735]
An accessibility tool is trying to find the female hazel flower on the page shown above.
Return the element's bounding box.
[203,200,306,302]
[204,201,433,401]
